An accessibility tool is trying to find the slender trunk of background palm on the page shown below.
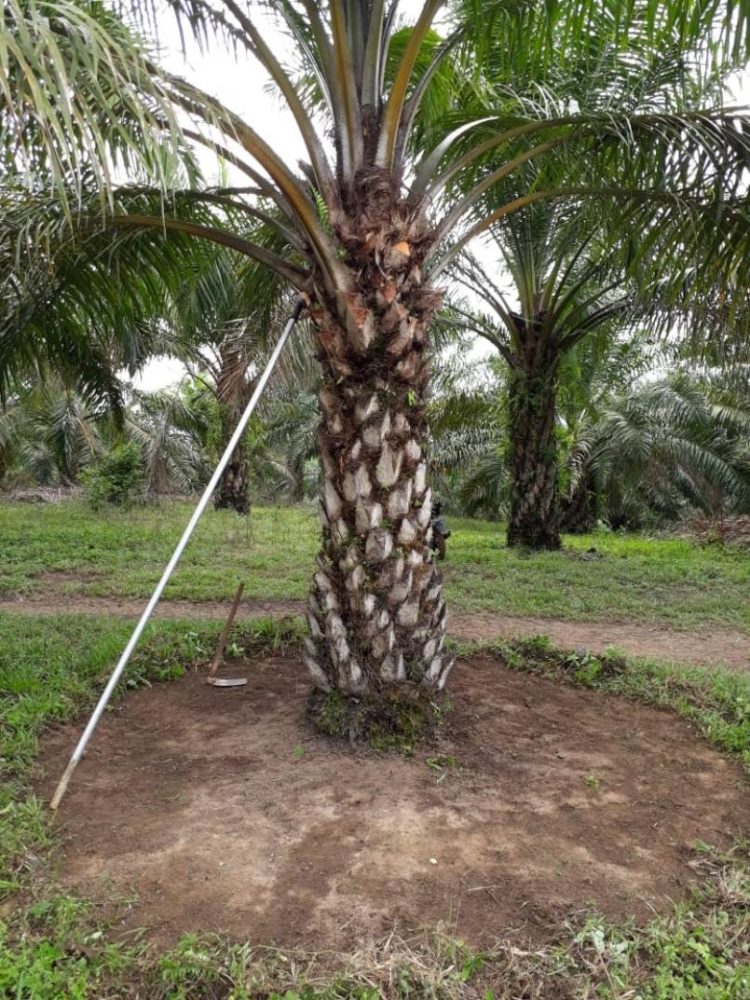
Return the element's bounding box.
[290,465,305,504]
[214,347,251,516]
[507,330,561,550]
[214,443,250,514]
[303,179,452,712]
[560,473,596,534]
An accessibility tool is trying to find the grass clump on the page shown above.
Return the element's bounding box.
[308,686,445,754]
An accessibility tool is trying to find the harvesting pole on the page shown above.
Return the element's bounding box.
[49,301,304,811]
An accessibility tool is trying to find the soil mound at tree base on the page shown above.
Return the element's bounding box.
[38,652,749,951]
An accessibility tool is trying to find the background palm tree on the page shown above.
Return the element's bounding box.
[444,0,750,550]
[569,370,750,529]
[124,388,210,497]
[0,377,105,487]
[170,243,295,514]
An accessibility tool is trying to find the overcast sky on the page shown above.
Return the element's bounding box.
[129,8,750,390]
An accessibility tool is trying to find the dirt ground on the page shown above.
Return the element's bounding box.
[38,651,750,951]
[4,585,749,671]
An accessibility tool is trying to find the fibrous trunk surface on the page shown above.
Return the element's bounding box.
[214,349,251,516]
[507,335,561,550]
[304,174,452,698]
[215,451,250,515]
[561,473,596,534]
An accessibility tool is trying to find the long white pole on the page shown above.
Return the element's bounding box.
[50,303,303,811]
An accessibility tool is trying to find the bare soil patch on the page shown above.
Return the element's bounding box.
[2,590,305,621]
[38,652,749,951]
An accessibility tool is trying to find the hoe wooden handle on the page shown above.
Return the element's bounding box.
[207,581,245,679]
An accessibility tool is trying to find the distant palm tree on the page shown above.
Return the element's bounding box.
[0,378,105,487]
[445,0,750,550]
[171,247,293,513]
[0,375,212,496]
[431,332,750,529]
[568,371,750,528]
[125,389,210,497]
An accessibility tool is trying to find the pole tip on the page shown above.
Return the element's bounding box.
[49,757,78,811]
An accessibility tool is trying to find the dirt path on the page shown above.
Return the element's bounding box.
[2,591,748,670]
[38,651,750,950]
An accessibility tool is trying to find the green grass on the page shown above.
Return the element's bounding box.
[0,501,318,603]
[1,610,749,996]
[443,516,750,629]
[2,500,749,631]
[2,862,749,998]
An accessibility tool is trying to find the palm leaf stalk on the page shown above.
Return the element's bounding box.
[6,1,750,717]
[0,180,248,406]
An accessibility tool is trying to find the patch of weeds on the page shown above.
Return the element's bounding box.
[292,745,306,760]
[308,687,445,754]
[426,754,457,784]
[0,894,140,999]
[565,843,750,998]
[1,847,749,997]
[232,616,306,657]
[0,797,52,896]
[426,754,457,771]
[585,773,602,794]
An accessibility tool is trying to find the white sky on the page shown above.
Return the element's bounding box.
[128,8,750,391]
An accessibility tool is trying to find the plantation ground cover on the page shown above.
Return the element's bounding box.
[1,611,750,996]
[1,500,749,632]
[2,500,750,996]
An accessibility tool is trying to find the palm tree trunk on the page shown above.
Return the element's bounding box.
[303,193,452,715]
[214,444,250,515]
[560,474,596,534]
[507,335,561,550]
[214,349,251,516]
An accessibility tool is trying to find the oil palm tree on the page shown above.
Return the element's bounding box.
[555,331,657,533]
[171,244,295,513]
[568,371,750,528]
[0,377,105,486]
[449,206,647,548]
[430,335,750,528]
[5,1,750,715]
[444,0,750,550]
[124,388,211,496]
